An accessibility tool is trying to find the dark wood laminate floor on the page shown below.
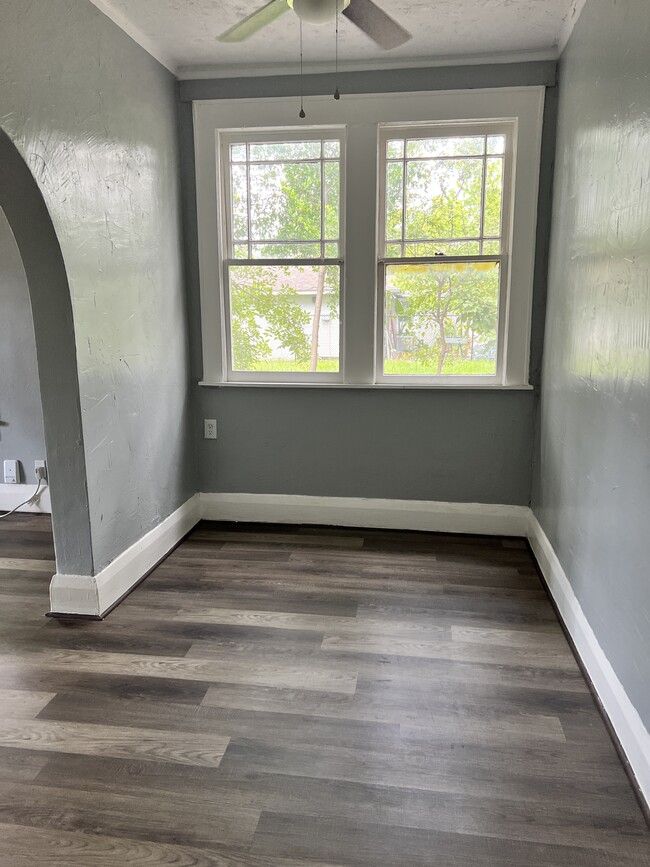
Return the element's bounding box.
[0,514,648,866]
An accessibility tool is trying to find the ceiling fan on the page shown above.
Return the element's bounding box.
[218,0,412,51]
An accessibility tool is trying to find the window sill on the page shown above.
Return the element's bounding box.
[198,380,534,391]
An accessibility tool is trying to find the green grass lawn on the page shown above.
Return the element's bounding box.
[384,357,495,376]
[237,357,495,376]
[241,359,340,373]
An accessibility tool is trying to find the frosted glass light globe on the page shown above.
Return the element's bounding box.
[288,0,350,26]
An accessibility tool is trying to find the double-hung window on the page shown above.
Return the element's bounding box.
[195,89,543,387]
[219,130,345,382]
[377,124,512,384]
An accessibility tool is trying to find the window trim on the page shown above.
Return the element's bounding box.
[193,88,545,388]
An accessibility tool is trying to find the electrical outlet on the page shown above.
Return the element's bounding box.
[3,459,19,484]
[204,419,217,440]
[35,460,47,482]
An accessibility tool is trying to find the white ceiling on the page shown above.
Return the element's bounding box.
[88,0,584,78]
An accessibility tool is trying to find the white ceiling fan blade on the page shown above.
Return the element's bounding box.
[343,0,411,50]
[218,0,290,43]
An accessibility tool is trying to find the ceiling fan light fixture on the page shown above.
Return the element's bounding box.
[288,0,350,26]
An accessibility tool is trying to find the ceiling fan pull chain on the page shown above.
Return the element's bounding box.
[299,19,306,118]
[334,1,340,100]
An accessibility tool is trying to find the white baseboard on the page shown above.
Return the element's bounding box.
[528,512,650,810]
[200,492,530,537]
[0,482,51,514]
[49,494,201,617]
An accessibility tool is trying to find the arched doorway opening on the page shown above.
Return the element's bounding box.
[0,129,93,593]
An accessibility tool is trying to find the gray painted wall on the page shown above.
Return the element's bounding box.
[0,0,195,571]
[182,64,557,505]
[197,387,534,504]
[532,0,650,726]
[0,207,46,481]
[178,60,557,102]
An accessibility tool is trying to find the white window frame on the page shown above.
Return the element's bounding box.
[218,128,346,383]
[376,121,514,387]
[193,87,544,388]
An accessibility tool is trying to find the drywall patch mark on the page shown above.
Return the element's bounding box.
[556,0,588,54]
[85,0,177,74]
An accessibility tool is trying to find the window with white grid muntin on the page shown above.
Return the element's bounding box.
[377,123,513,384]
[220,131,345,382]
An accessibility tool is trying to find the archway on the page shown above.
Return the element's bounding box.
[0,129,93,580]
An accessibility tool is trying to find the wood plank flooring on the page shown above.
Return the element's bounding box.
[0,513,648,866]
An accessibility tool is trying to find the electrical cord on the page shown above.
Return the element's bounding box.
[0,475,43,519]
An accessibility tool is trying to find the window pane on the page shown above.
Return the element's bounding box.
[406,136,484,158]
[249,161,321,244]
[230,144,246,162]
[228,137,341,259]
[249,141,321,160]
[324,242,339,258]
[233,243,248,259]
[230,164,248,241]
[482,239,501,254]
[323,140,340,158]
[324,161,339,241]
[229,264,340,373]
[385,161,404,241]
[383,261,499,376]
[385,243,402,257]
[487,135,505,154]
[484,157,504,238]
[405,158,482,240]
[387,139,404,158]
[250,242,321,258]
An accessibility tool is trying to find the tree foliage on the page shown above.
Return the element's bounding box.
[386,264,499,374]
[230,266,311,369]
